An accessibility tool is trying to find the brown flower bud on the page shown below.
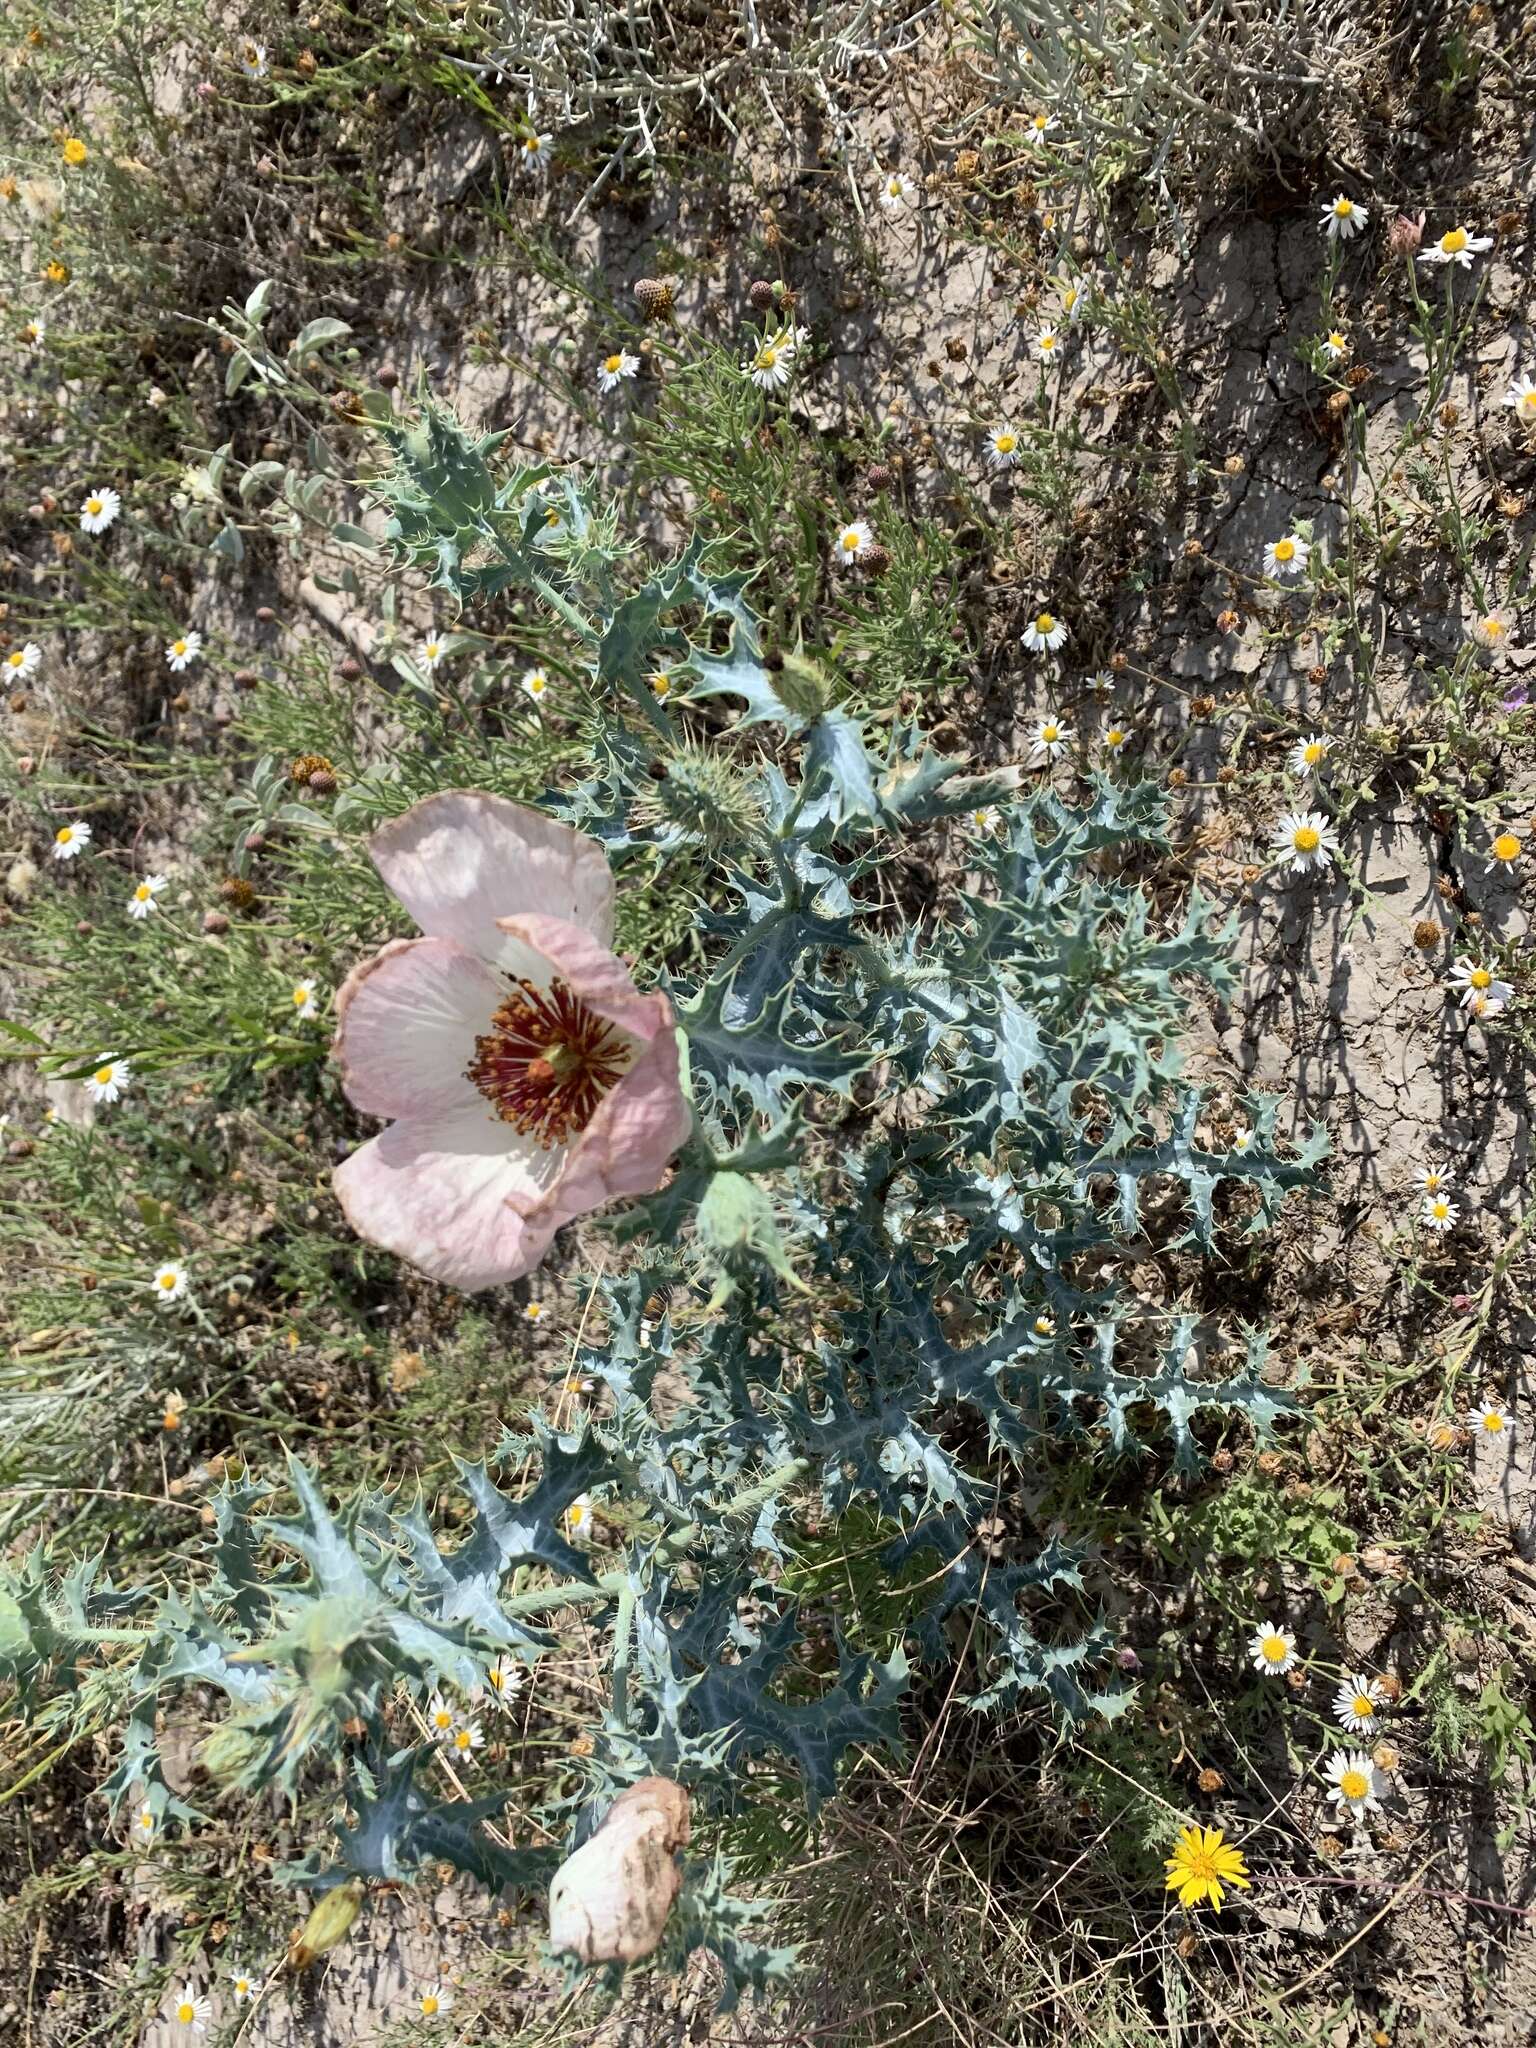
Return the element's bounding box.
[1190,694,1214,719]
[256,605,277,623]
[1375,1672,1402,1702]
[1211,1447,1234,1472]
[1217,608,1240,633]
[1184,538,1204,559]
[1197,1767,1224,1793]
[1110,652,1128,672]
[632,277,675,320]
[1217,765,1238,785]
[944,336,967,362]
[748,278,776,312]
[219,875,256,909]
[1412,920,1441,951]
[1167,767,1188,788]
[1256,1450,1284,1477]
[866,461,896,492]
[307,769,338,795]
[202,909,230,934]
[289,753,334,785]
[860,543,892,577]
[1308,665,1327,686]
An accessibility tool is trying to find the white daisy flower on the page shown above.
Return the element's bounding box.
[1464,990,1505,1024]
[1248,1624,1299,1676]
[1324,1749,1384,1819]
[3,641,41,679]
[986,425,1021,470]
[1264,533,1310,578]
[1421,1193,1459,1231]
[969,804,1003,835]
[167,1988,211,2034]
[596,348,639,393]
[1086,668,1115,696]
[566,1492,593,1538]
[646,666,674,701]
[84,1057,132,1105]
[417,1982,455,2019]
[1418,1160,1453,1195]
[520,666,551,702]
[1448,958,1513,1012]
[518,131,553,170]
[1030,714,1073,764]
[1058,278,1086,321]
[79,486,121,534]
[832,519,874,568]
[1507,377,1536,425]
[745,338,793,390]
[133,1802,156,1843]
[1269,810,1338,875]
[165,630,202,673]
[1034,325,1062,364]
[1322,330,1349,362]
[425,1692,460,1741]
[1418,225,1493,269]
[53,819,92,859]
[229,1967,256,2004]
[1024,112,1058,145]
[1486,829,1521,873]
[126,873,169,921]
[1231,1125,1254,1154]
[239,40,269,77]
[290,979,319,1021]
[1469,610,1515,651]
[419,636,448,671]
[1333,1673,1385,1734]
[1032,1312,1056,1338]
[1021,608,1068,653]
[1290,733,1330,777]
[878,171,915,213]
[447,1720,484,1759]
[482,1654,525,1709]
[523,1299,546,1323]
[1320,194,1369,241]
[1469,1399,1513,1440]
[153,1260,189,1304]
[1102,720,1133,754]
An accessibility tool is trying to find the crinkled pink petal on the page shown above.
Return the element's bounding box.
[333,1102,563,1292]
[369,791,616,966]
[521,1005,692,1232]
[332,935,501,1121]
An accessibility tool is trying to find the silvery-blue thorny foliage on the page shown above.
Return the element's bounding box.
[0,393,1323,2005]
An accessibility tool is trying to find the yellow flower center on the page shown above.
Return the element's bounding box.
[1039,332,1056,350]
[995,431,1017,453]
[756,347,778,369]
[422,1994,440,2015]
[94,1064,114,1085]
[1491,832,1519,862]
[1063,288,1077,309]
[56,826,73,844]
[1108,728,1125,747]
[1441,228,1467,254]
[176,2004,195,2025]
[86,498,102,516]
[172,639,187,656]
[1482,1411,1504,1432]
[569,1502,587,1526]
[604,354,623,373]
[425,641,439,657]
[1339,1769,1369,1801]
[888,178,902,196]
[1035,612,1055,633]
[1334,199,1353,218]
[1032,114,1047,130]
[487,1666,505,1690]
[1292,826,1320,853]
[1469,967,1491,989]
[1273,538,1295,562]
[6,651,22,668]
[159,1272,177,1289]
[1432,1199,1449,1219]
[1424,1173,1440,1191]
[1353,1694,1375,1718]
[842,530,861,551]
[1260,1635,1288,1664]
[136,883,152,900]
[1328,332,1345,350]
[292,987,309,1006]
[523,136,542,153]
[1042,724,1059,743]
[1303,742,1324,764]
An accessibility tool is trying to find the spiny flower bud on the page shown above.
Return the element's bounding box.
[289,1880,364,1971]
[748,279,776,312]
[866,461,896,492]
[632,277,675,321]
[860,543,892,577]
[630,741,764,850]
[772,652,830,721]
[307,769,338,795]
[219,875,257,909]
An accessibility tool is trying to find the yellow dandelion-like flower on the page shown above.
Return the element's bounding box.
[1164,1824,1251,1910]
[62,137,89,166]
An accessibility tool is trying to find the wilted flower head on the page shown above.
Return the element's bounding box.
[331,793,691,1291]
[1387,212,1424,258]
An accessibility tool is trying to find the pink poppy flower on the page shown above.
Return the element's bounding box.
[332,791,691,1290]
